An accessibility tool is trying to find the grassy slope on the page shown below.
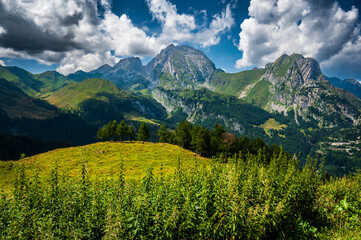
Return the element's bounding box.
[259,118,287,137]
[45,78,125,110]
[0,142,209,190]
[33,71,76,98]
[0,66,76,99]
[0,66,40,97]
[0,79,58,119]
[212,69,265,96]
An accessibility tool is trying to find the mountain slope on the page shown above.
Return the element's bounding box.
[0,78,58,119]
[46,78,167,124]
[232,54,361,127]
[211,68,266,96]
[33,71,76,98]
[90,57,150,90]
[153,87,270,134]
[327,77,361,99]
[0,65,76,98]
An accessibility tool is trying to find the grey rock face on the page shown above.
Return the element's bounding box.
[145,44,217,89]
[261,54,361,126]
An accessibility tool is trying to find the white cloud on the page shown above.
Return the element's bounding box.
[57,50,119,74]
[236,0,360,77]
[195,4,234,47]
[321,35,361,79]
[101,12,162,57]
[0,59,5,66]
[146,0,234,48]
[146,0,196,42]
[0,0,234,75]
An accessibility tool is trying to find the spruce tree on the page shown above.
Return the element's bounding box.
[108,120,118,141]
[97,120,118,141]
[128,125,136,143]
[175,121,192,149]
[117,120,129,141]
[137,122,150,143]
[157,124,168,143]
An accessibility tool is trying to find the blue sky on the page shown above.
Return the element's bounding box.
[0,0,361,80]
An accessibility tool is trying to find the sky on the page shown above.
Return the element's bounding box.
[0,0,361,81]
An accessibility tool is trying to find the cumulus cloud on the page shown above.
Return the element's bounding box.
[236,0,360,79]
[0,59,5,66]
[195,4,234,47]
[145,0,234,48]
[146,0,196,42]
[0,0,234,75]
[322,35,361,79]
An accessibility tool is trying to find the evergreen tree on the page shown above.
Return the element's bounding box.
[175,120,193,149]
[96,127,106,140]
[137,122,150,143]
[128,125,136,143]
[108,120,118,141]
[157,124,169,143]
[191,126,210,156]
[211,124,225,155]
[97,120,118,141]
[191,125,203,150]
[117,120,129,141]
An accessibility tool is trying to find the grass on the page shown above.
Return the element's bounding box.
[244,79,272,108]
[45,78,123,110]
[123,112,160,125]
[0,141,209,191]
[212,69,266,96]
[259,118,288,137]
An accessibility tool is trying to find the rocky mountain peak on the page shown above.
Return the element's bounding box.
[145,44,217,88]
[114,57,144,71]
[344,78,361,86]
[91,64,112,75]
[266,53,324,88]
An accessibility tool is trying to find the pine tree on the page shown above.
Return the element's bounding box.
[96,120,118,141]
[128,125,136,143]
[210,124,225,155]
[157,124,169,143]
[117,120,129,141]
[175,120,192,149]
[191,126,210,156]
[137,122,150,143]
[108,120,118,141]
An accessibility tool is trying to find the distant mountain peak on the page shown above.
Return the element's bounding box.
[114,57,144,71]
[145,44,217,89]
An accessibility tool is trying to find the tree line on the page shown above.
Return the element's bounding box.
[158,120,285,160]
[97,120,150,143]
[98,120,286,161]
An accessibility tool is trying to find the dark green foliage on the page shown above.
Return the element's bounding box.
[0,151,359,239]
[157,124,170,143]
[128,125,136,142]
[191,125,211,156]
[138,122,150,143]
[210,124,225,155]
[0,111,97,146]
[97,120,118,141]
[162,121,287,163]
[175,120,193,149]
[0,133,71,160]
[117,120,129,141]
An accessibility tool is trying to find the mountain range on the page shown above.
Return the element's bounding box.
[1,44,361,175]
